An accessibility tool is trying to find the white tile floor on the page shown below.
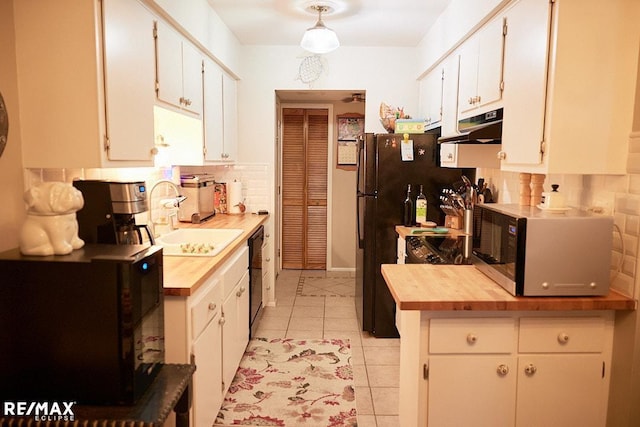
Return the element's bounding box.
[254,269,400,427]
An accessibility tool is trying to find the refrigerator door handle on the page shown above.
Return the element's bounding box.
[356,135,364,195]
[357,194,364,249]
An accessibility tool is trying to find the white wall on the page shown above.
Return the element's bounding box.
[237,45,421,165]
[0,1,26,253]
[237,45,420,270]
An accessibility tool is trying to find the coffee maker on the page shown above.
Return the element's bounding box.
[73,180,154,245]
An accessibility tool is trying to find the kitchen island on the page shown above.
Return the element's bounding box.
[382,263,636,427]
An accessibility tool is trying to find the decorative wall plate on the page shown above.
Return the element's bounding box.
[0,91,7,158]
[297,55,324,85]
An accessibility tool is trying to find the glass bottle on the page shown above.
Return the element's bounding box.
[403,184,413,227]
[415,184,427,224]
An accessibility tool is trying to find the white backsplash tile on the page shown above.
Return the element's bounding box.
[178,163,271,213]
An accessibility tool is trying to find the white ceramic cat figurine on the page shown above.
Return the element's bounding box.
[19,182,85,256]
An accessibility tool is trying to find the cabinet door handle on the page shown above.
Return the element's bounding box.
[496,364,509,376]
[219,316,226,326]
[524,364,537,376]
[236,286,246,297]
[468,97,474,105]
[557,332,570,344]
[466,333,477,345]
[497,151,506,160]
[265,257,271,262]
[208,302,217,311]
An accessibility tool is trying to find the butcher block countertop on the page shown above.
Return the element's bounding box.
[162,214,268,297]
[382,264,637,311]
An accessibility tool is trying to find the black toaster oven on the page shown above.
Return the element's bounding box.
[0,244,164,405]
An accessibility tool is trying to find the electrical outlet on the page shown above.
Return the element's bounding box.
[586,193,615,215]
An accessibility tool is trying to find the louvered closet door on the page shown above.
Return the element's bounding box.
[281,108,327,269]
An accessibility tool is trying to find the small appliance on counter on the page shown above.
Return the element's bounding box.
[0,244,164,405]
[178,174,216,223]
[472,203,613,296]
[73,180,154,245]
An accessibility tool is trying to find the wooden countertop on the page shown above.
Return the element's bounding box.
[382,264,637,311]
[162,214,268,297]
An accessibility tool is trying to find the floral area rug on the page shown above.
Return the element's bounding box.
[214,338,357,426]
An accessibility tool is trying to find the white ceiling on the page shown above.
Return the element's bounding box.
[206,0,452,48]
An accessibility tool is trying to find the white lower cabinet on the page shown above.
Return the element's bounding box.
[190,279,223,426]
[222,269,250,394]
[514,316,608,427]
[429,355,517,427]
[399,311,614,427]
[262,221,274,306]
[164,244,249,426]
[515,354,605,427]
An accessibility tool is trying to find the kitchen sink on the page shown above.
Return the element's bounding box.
[155,228,243,256]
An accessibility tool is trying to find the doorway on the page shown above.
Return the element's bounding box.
[275,90,365,275]
[281,107,328,269]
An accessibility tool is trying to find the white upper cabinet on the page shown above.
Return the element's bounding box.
[155,21,203,116]
[500,0,639,174]
[14,0,157,168]
[419,67,444,129]
[203,60,237,163]
[457,16,505,118]
[222,74,239,162]
[500,0,551,169]
[102,0,157,162]
[441,55,461,138]
[203,58,225,162]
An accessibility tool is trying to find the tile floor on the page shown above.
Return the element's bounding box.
[254,269,400,427]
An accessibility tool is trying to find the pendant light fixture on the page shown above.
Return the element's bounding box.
[300,5,340,54]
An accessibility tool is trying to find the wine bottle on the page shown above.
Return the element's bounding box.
[403,184,413,227]
[415,184,427,224]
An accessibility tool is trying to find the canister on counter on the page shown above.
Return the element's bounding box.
[214,182,227,214]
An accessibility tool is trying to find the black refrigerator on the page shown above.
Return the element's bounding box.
[355,133,474,337]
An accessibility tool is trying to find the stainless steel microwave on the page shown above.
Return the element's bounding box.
[471,204,613,296]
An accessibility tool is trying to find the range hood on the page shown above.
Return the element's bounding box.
[438,108,503,144]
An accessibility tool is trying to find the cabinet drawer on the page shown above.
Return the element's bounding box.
[519,317,605,353]
[430,318,516,354]
[191,278,222,340]
[221,245,249,298]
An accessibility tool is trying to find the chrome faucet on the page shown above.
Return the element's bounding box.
[148,179,186,237]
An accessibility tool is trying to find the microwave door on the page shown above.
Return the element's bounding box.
[491,223,502,263]
[475,218,498,264]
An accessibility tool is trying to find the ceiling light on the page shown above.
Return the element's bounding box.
[300,5,340,54]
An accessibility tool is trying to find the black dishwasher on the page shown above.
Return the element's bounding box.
[248,225,264,338]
